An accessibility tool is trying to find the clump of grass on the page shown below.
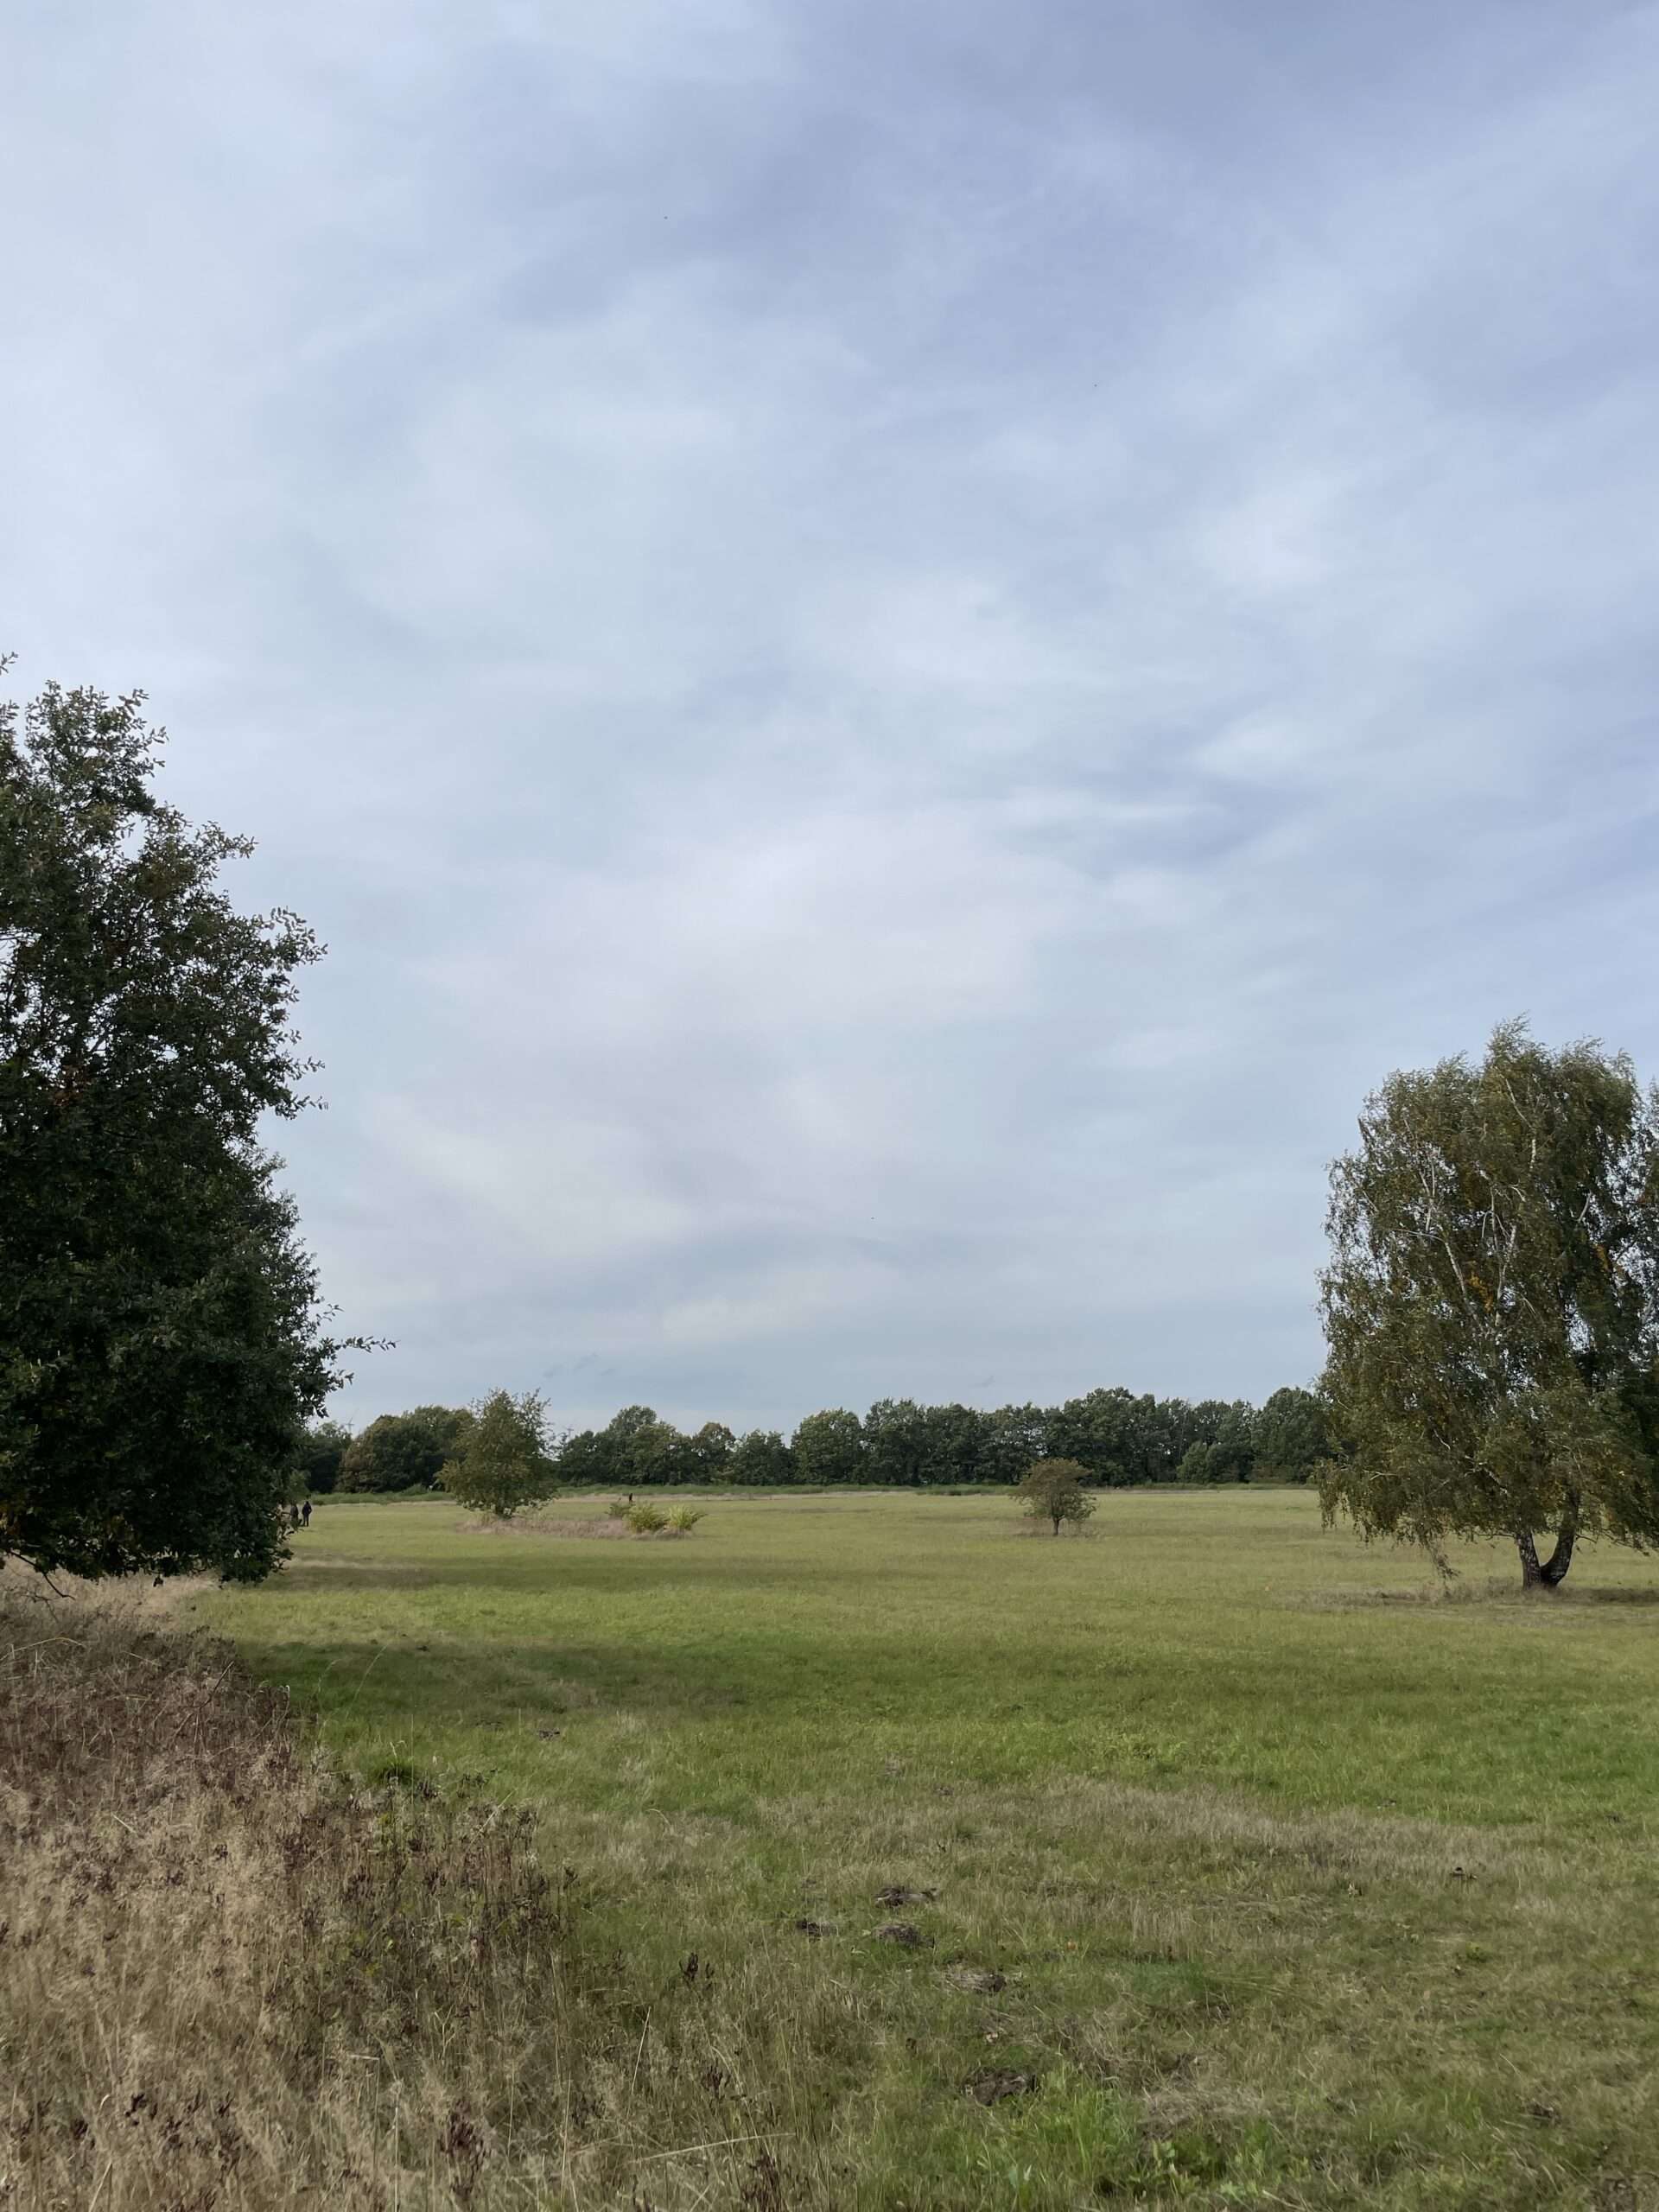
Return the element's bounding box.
[667,1505,705,1532]
[624,1500,670,1534]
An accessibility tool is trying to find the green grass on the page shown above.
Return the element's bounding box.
[200,1490,1659,2208]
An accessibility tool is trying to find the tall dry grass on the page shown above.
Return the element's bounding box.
[0,1573,814,2210]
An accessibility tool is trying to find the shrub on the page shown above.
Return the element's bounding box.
[1018,1458,1097,1536]
[668,1505,705,1532]
[625,1501,669,1534]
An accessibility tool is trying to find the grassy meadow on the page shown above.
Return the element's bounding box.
[9,1488,1659,2209]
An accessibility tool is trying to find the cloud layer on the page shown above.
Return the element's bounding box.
[6,1,1659,1426]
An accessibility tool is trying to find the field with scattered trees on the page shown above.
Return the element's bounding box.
[9,1491,1659,2209]
[10,677,1659,2205]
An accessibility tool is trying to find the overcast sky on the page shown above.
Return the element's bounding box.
[5,3,1659,1431]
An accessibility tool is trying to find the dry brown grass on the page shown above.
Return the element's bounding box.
[0,1572,828,2210]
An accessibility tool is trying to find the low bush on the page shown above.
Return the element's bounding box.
[668,1505,705,1531]
[624,1500,669,1533]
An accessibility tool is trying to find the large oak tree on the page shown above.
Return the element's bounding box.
[0,675,358,1581]
[1319,1022,1659,1589]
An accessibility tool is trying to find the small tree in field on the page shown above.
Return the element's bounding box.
[1019,1458,1096,1536]
[1320,1022,1659,1591]
[442,1390,555,1519]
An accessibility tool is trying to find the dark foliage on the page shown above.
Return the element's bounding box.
[337,1405,472,1493]
[296,1418,353,1495]
[0,676,360,1580]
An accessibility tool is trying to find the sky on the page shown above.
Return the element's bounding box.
[4,1,1659,1433]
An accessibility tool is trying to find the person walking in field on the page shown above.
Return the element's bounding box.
[300,1499,311,1528]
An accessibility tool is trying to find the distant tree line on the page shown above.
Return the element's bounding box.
[302,1384,1332,1495]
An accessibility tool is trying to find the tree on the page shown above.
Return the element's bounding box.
[674,1420,736,1483]
[1204,1405,1257,1484]
[729,1427,794,1486]
[1181,1399,1234,1452]
[601,1404,681,1486]
[0,675,359,1582]
[791,1408,866,1486]
[981,1402,1048,1485]
[297,1417,353,1494]
[442,1389,555,1518]
[339,1405,471,1491]
[1018,1458,1096,1535]
[1319,1022,1659,1590]
[862,1398,931,1485]
[552,1427,607,1488]
[1048,1388,1165,1484]
[1176,1440,1212,1484]
[1253,1387,1331,1484]
[916,1401,991,1484]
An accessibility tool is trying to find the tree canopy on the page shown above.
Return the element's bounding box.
[352,1384,1329,1494]
[442,1389,556,1518]
[729,1427,793,1486]
[296,1418,353,1495]
[0,676,356,1581]
[1018,1458,1096,1535]
[1319,1021,1659,1589]
[791,1408,866,1486]
[339,1406,471,1493]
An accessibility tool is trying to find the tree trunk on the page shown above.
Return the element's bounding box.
[1516,1510,1578,1591]
[1052,1514,1061,1536]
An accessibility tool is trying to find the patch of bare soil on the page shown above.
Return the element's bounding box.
[966,2068,1037,2106]
[946,1966,1007,1995]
